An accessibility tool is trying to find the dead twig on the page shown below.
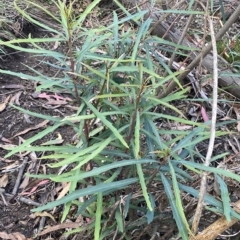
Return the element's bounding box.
[164,1,197,75]
[157,3,240,99]
[12,157,28,195]
[38,216,46,233]
[0,188,8,206]
[191,14,219,235]
[190,200,240,240]
[5,193,42,206]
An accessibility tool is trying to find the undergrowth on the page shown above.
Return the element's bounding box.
[217,36,240,70]
[0,0,240,239]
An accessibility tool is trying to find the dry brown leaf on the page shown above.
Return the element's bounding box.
[20,179,44,193]
[10,120,49,139]
[65,105,79,110]
[51,35,60,50]
[0,143,16,149]
[29,151,37,161]
[0,161,20,172]
[0,231,30,240]
[41,104,61,109]
[41,164,47,174]
[233,104,240,132]
[0,157,15,163]
[1,137,13,143]
[10,91,22,105]
[23,113,32,124]
[1,84,25,89]
[0,95,11,112]
[41,133,64,145]
[37,221,82,236]
[227,139,239,154]
[13,232,32,240]
[19,174,30,189]
[20,179,50,195]
[56,182,70,200]
[19,164,34,189]
[45,99,68,105]
[0,173,9,187]
[34,211,56,222]
[220,116,234,121]
[52,182,71,214]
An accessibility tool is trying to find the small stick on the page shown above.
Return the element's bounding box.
[38,217,46,233]
[5,193,42,206]
[0,188,8,206]
[12,157,28,195]
[191,14,219,234]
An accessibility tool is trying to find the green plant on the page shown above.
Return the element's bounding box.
[1,0,240,239]
[217,37,240,65]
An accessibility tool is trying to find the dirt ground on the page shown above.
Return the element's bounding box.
[0,47,79,239]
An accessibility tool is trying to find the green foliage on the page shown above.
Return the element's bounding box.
[217,37,240,67]
[1,0,239,239]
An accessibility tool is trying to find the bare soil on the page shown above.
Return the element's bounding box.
[0,48,78,239]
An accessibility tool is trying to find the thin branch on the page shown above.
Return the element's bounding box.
[12,157,28,195]
[157,3,240,99]
[191,15,219,235]
[5,193,42,206]
[149,0,186,34]
[165,2,197,72]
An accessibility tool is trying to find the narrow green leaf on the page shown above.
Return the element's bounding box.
[172,126,204,152]
[110,66,138,72]
[177,160,240,182]
[61,168,81,222]
[124,193,132,219]
[113,11,119,53]
[49,159,156,184]
[211,153,229,162]
[188,0,195,10]
[112,0,146,25]
[74,136,113,169]
[0,40,65,55]
[143,115,167,150]
[62,202,71,223]
[168,161,191,233]
[14,0,61,34]
[115,207,124,233]
[160,173,188,240]
[131,19,151,62]
[93,94,129,99]
[10,104,61,122]
[160,10,203,14]
[49,137,112,168]
[32,178,138,212]
[82,98,128,148]
[5,122,63,158]
[146,112,204,127]
[216,175,231,222]
[94,192,103,240]
[146,193,155,224]
[178,183,240,220]
[160,165,193,181]
[136,164,152,211]
[147,97,187,119]
[104,168,122,183]
[134,111,140,158]
[72,0,102,32]
[143,115,155,158]
[77,195,98,216]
